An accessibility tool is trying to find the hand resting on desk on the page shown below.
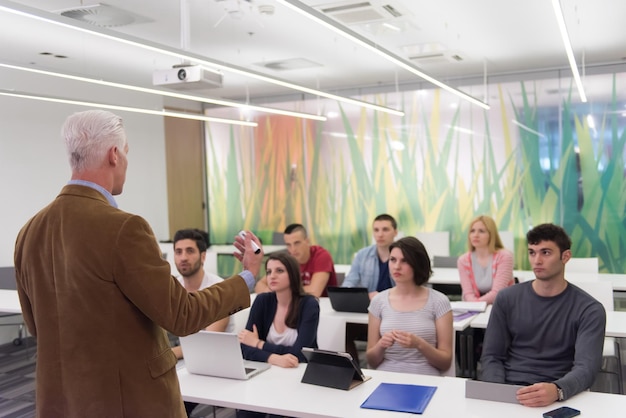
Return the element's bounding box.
[239,325,299,368]
[516,382,559,407]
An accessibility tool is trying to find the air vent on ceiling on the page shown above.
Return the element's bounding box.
[56,3,152,27]
[318,1,404,25]
[255,58,322,71]
[409,52,464,65]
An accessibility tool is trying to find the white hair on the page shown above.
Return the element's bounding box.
[62,109,127,172]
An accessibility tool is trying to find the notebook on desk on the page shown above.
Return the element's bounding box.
[361,383,437,414]
[179,331,270,380]
[327,287,370,313]
[465,379,524,404]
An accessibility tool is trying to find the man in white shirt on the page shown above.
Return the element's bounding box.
[171,228,235,417]
[172,229,233,353]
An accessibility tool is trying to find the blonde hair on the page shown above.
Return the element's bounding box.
[466,215,503,253]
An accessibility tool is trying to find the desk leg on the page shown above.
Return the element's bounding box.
[467,333,475,379]
[458,331,468,377]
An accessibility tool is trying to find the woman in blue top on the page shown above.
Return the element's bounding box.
[239,252,320,367]
[237,253,320,418]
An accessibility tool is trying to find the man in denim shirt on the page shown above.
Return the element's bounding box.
[342,214,398,361]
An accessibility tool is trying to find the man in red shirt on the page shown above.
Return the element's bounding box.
[255,223,337,297]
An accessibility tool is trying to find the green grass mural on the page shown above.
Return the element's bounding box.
[207,73,625,276]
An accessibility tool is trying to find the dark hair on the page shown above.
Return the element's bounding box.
[284,223,307,237]
[173,229,208,253]
[389,236,432,286]
[526,223,571,254]
[265,253,305,328]
[373,213,397,230]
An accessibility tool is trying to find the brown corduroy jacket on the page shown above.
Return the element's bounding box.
[14,185,250,418]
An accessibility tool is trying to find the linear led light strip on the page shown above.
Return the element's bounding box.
[0,0,404,117]
[275,0,490,110]
[0,63,326,121]
[551,0,587,102]
[0,89,257,127]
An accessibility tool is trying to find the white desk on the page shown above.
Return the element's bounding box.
[600,274,626,292]
[207,245,286,255]
[178,363,626,418]
[0,289,21,314]
[470,308,626,338]
[429,267,461,285]
[316,297,474,352]
[433,268,626,293]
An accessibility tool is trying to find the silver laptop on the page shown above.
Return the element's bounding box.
[179,331,270,380]
[465,380,524,404]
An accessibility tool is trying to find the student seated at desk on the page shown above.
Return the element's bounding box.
[238,253,320,418]
[480,224,605,407]
[457,215,514,304]
[342,213,398,363]
[170,229,233,361]
[239,252,319,365]
[457,215,514,375]
[366,237,453,376]
[254,223,337,297]
[169,229,234,418]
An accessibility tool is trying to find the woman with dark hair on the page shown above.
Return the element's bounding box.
[366,237,453,375]
[238,252,319,367]
[458,215,514,304]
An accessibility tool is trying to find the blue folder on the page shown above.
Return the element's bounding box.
[360,383,437,414]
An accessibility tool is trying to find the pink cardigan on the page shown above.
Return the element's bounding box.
[457,249,514,304]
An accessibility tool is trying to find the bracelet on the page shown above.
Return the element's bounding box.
[256,340,263,349]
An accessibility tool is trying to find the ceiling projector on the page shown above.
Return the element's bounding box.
[153,65,223,90]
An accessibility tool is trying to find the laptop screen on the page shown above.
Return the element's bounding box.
[180,331,269,380]
[327,287,370,313]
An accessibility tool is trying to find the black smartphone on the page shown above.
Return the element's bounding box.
[542,406,581,418]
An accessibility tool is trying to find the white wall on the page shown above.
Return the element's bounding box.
[0,95,170,267]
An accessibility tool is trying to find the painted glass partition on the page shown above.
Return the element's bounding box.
[206,72,626,274]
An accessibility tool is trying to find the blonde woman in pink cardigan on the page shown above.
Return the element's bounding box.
[457,215,514,304]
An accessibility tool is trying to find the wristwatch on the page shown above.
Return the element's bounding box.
[555,383,564,401]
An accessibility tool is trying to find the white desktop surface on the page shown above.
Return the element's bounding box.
[429,267,461,285]
[600,274,626,291]
[207,245,286,255]
[317,296,474,352]
[178,363,626,418]
[605,311,626,337]
[434,268,626,293]
[0,289,21,314]
[470,307,626,338]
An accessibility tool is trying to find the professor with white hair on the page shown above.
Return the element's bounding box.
[14,109,263,418]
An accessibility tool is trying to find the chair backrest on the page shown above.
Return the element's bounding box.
[566,257,599,274]
[432,256,459,268]
[0,266,16,290]
[272,232,285,245]
[232,293,256,333]
[573,280,614,312]
[442,329,456,377]
[499,231,514,253]
[334,264,351,277]
[158,242,178,276]
[335,272,346,286]
[415,231,450,258]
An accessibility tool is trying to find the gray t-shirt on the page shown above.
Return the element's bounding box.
[369,288,451,375]
[480,281,606,400]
